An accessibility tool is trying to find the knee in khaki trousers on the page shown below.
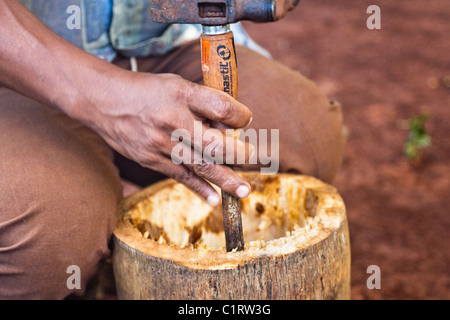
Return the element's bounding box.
[0,42,344,299]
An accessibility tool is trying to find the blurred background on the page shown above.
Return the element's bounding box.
[243,0,449,299]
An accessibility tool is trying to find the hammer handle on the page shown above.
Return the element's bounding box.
[201,32,245,252]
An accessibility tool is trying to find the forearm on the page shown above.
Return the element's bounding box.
[0,0,122,123]
[0,0,254,204]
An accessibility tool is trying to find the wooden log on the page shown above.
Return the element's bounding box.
[112,173,351,300]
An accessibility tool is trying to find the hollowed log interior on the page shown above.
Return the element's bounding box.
[127,175,319,250]
[113,173,351,300]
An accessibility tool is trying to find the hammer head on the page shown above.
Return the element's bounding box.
[150,0,276,26]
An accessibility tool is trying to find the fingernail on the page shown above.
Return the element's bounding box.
[207,193,220,207]
[247,117,253,127]
[236,185,251,199]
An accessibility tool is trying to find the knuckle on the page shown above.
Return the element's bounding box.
[176,169,196,185]
[157,113,176,131]
[220,179,235,192]
[172,78,191,102]
[212,98,231,121]
[204,137,224,161]
[192,161,215,178]
[160,74,187,101]
[151,114,165,128]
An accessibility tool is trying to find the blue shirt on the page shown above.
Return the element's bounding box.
[20,0,270,62]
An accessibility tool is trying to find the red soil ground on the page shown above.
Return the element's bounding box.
[244,0,450,300]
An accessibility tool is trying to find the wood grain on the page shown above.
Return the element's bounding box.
[113,173,351,300]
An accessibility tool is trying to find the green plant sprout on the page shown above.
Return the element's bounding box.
[404,113,432,163]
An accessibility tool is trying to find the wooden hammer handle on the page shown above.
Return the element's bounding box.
[201,31,245,252]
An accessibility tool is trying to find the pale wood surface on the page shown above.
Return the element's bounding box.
[113,173,351,300]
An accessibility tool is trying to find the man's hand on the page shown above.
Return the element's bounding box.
[84,71,253,206]
[0,0,253,207]
[275,0,301,20]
